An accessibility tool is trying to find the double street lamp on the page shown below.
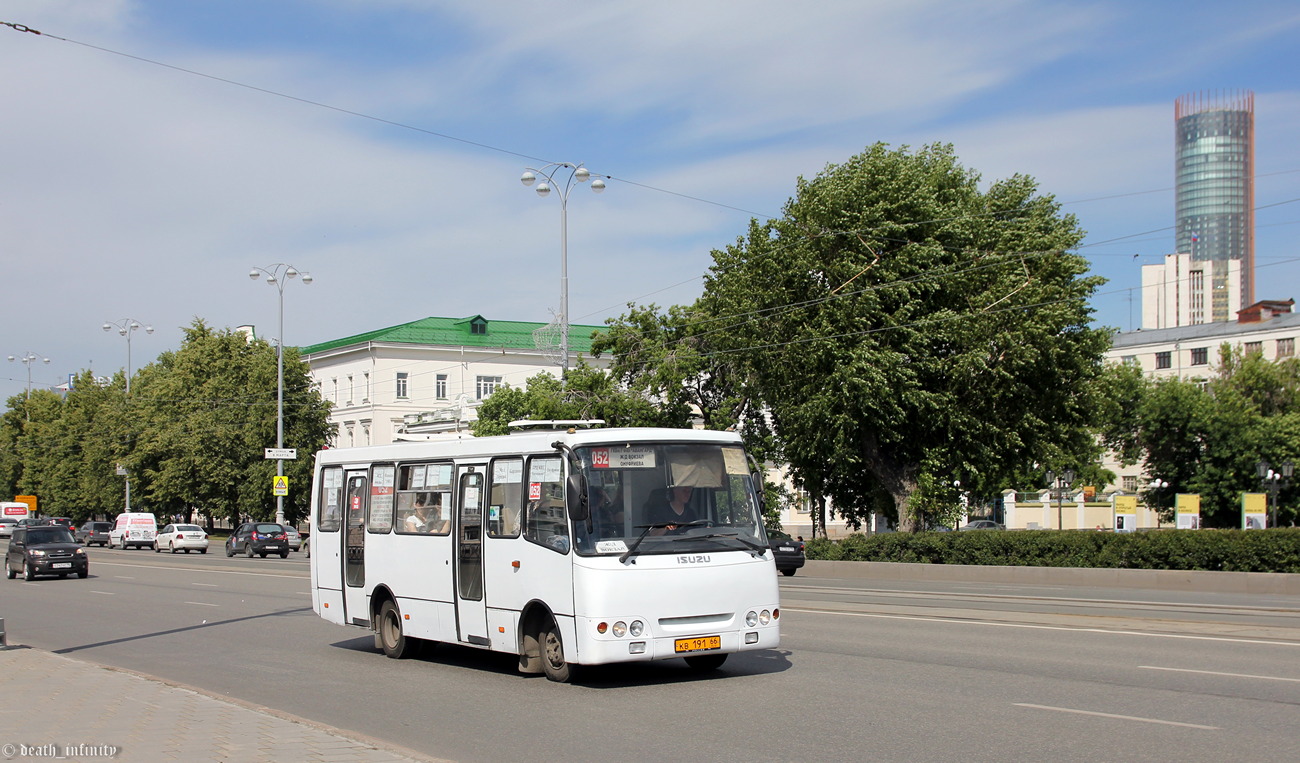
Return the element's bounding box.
[520,162,606,375]
[1045,469,1075,530]
[102,319,153,510]
[250,264,313,526]
[1256,460,1293,528]
[7,351,50,400]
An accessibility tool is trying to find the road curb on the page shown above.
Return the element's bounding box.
[801,560,1300,595]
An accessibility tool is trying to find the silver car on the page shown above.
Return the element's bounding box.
[153,523,210,554]
[283,525,302,551]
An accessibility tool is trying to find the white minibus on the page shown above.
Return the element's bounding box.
[309,424,780,682]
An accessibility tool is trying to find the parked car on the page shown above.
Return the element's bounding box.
[960,519,1005,530]
[767,530,806,577]
[76,521,113,546]
[283,524,302,551]
[154,524,209,554]
[303,534,310,558]
[0,517,17,538]
[225,523,290,558]
[6,525,89,580]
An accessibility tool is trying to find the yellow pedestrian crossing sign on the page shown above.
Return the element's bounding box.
[272,475,289,496]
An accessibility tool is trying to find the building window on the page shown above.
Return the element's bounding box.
[1245,341,1263,355]
[1189,347,1208,366]
[476,375,502,399]
[347,375,354,405]
[363,372,370,403]
[436,374,447,399]
[1122,476,1137,493]
[1121,356,1138,366]
[471,318,487,335]
[331,378,338,404]
[1155,351,1172,370]
[396,372,408,400]
[1278,338,1295,358]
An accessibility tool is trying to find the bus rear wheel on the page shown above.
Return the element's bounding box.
[541,620,574,683]
[378,600,412,659]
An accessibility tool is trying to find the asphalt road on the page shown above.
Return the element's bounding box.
[2,546,1298,762]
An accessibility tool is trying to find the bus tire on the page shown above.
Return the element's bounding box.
[378,600,411,659]
[541,619,574,683]
[685,653,728,672]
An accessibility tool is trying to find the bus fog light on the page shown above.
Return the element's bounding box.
[629,642,646,654]
[773,608,780,620]
[612,621,627,637]
[596,622,608,634]
[745,631,759,644]
[745,610,758,627]
[629,620,644,637]
[760,610,771,625]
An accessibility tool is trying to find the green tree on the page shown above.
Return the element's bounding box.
[472,362,687,437]
[700,143,1111,531]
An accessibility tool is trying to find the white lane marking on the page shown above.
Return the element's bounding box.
[190,583,219,587]
[1139,665,1300,683]
[90,591,115,595]
[184,601,219,607]
[784,608,1300,647]
[1013,703,1219,729]
[114,576,135,579]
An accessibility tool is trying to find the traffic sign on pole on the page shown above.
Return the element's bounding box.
[264,448,298,460]
[272,475,289,496]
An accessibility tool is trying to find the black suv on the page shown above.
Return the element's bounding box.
[76,521,114,546]
[225,523,290,558]
[7,525,89,580]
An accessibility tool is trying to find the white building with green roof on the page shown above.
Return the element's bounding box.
[299,315,608,446]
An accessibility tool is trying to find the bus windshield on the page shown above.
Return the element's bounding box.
[571,442,767,557]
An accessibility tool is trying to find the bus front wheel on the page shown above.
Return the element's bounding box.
[541,620,573,683]
[378,600,411,659]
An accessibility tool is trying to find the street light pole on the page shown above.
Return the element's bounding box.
[1256,460,1293,528]
[520,162,606,376]
[103,319,153,511]
[1046,469,1075,529]
[7,351,51,421]
[250,264,313,526]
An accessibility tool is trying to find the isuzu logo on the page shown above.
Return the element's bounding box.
[676,555,712,564]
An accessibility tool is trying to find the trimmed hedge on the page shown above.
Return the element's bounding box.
[804,528,1300,573]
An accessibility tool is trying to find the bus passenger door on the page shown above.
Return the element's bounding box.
[342,471,370,626]
[455,467,489,645]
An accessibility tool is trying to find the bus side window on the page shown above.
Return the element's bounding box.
[488,458,522,538]
[523,456,568,553]
[318,467,343,532]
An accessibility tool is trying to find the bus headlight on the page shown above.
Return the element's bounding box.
[760,610,771,625]
[629,620,644,637]
[746,610,758,627]
[612,621,627,637]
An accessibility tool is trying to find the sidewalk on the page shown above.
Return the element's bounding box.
[0,645,449,762]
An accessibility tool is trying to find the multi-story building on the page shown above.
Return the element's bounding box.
[299,315,608,446]
[1140,253,1242,329]
[1102,300,1297,499]
[1175,90,1255,317]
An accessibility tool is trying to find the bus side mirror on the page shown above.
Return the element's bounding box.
[751,471,767,513]
[566,474,590,522]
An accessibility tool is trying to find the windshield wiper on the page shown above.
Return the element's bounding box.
[696,531,767,558]
[618,523,680,564]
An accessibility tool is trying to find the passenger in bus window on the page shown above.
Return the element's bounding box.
[406,494,436,533]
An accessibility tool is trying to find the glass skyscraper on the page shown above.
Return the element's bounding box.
[1175,90,1254,321]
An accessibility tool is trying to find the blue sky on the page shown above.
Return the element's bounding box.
[3,0,1299,401]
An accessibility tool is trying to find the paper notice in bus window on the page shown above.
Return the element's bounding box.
[411,466,426,489]
[596,540,629,554]
[529,482,542,501]
[533,459,562,482]
[464,486,480,510]
[591,446,656,469]
[723,447,748,475]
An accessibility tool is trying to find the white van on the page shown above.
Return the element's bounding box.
[110,512,158,549]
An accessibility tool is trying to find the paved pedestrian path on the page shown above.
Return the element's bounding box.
[0,645,449,762]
